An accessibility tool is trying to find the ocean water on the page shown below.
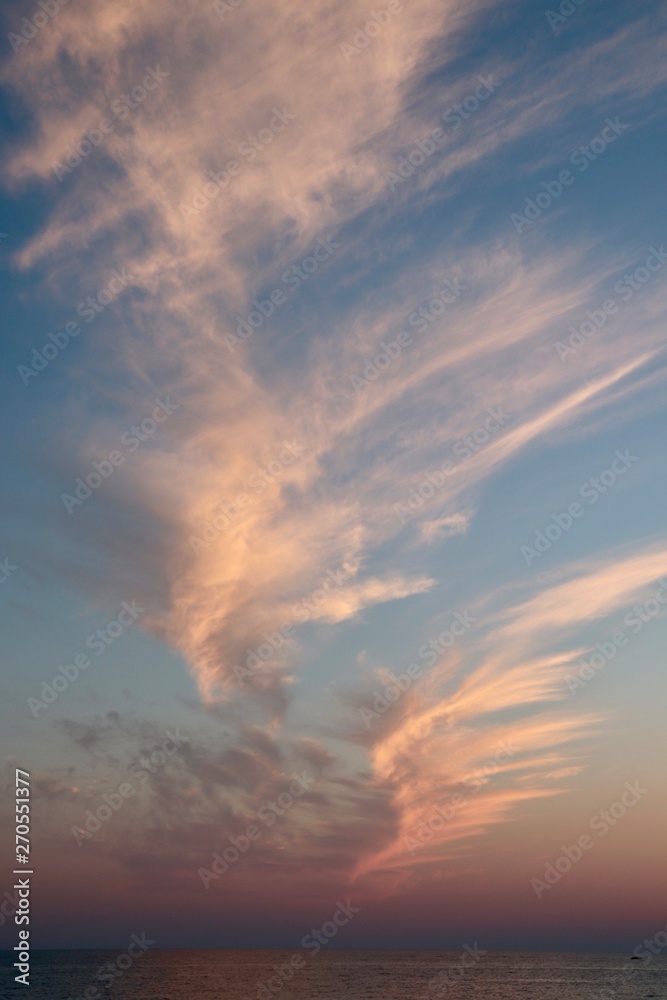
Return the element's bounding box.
[1,949,666,999]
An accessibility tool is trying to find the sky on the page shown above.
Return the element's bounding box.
[0,0,666,954]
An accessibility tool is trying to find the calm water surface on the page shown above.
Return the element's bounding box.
[1,949,666,1000]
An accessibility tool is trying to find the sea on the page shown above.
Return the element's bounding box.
[1,949,666,999]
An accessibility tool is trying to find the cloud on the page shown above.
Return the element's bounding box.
[489,542,667,650]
